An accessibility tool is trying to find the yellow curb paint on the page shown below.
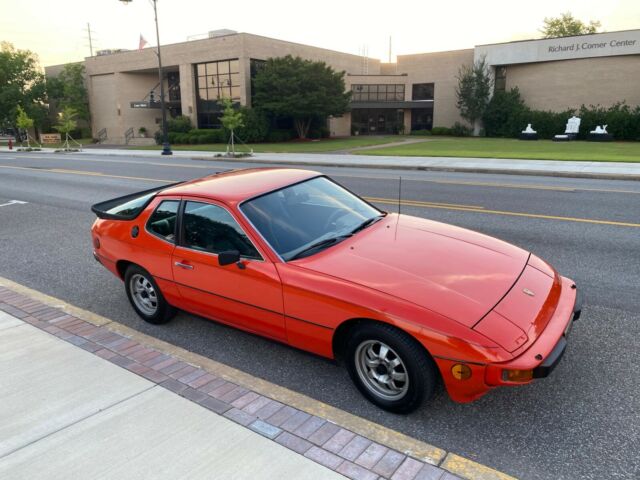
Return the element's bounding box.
[442,453,519,480]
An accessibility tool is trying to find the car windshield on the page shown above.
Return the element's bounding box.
[241,177,383,261]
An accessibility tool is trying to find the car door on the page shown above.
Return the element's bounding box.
[171,199,286,340]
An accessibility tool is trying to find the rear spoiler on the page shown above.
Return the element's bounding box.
[91,181,183,220]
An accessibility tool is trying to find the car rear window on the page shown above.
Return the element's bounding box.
[91,182,183,220]
[105,192,156,218]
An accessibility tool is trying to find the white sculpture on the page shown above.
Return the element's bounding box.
[565,116,581,134]
[522,124,537,134]
[590,125,608,134]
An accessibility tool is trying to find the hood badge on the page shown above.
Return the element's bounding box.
[523,288,535,297]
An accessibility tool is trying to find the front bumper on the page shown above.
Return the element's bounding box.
[485,277,581,385]
[436,277,581,403]
[532,287,582,378]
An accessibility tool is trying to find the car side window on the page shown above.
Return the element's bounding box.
[182,201,262,260]
[147,200,179,243]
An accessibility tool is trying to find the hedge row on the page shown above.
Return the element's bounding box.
[483,88,640,140]
[157,110,329,145]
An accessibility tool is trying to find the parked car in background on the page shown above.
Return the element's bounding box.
[91,168,581,412]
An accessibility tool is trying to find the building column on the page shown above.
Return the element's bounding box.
[179,63,197,127]
[403,109,412,134]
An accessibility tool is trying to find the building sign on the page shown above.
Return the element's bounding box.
[547,39,637,54]
[475,30,640,66]
[40,133,61,144]
[130,101,161,109]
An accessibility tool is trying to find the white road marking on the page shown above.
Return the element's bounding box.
[0,200,28,208]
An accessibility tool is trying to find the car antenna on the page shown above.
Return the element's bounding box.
[395,176,402,239]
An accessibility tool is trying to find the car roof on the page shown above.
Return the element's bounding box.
[159,167,321,204]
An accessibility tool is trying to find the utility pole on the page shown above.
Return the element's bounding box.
[119,0,172,155]
[86,23,95,56]
[388,36,392,63]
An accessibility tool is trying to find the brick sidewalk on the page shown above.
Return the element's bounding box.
[0,285,463,480]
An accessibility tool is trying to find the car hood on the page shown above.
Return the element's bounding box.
[293,214,529,327]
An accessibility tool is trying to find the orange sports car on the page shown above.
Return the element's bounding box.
[91,168,581,412]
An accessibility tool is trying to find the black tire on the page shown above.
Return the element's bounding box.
[345,322,437,413]
[124,265,175,324]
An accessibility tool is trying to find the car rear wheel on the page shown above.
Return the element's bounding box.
[345,323,437,413]
[124,265,175,324]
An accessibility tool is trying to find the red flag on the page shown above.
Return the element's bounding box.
[138,34,148,50]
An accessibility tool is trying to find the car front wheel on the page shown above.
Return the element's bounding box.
[124,265,175,324]
[345,323,437,413]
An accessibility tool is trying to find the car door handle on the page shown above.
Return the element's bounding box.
[174,262,194,270]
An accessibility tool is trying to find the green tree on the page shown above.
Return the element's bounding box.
[220,97,244,156]
[252,55,350,139]
[46,63,90,122]
[53,106,78,150]
[0,42,47,133]
[455,56,492,135]
[541,12,601,38]
[15,105,35,147]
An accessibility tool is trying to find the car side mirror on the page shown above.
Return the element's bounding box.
[218,250,241,267]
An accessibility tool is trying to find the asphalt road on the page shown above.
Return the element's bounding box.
[1,151,638,480]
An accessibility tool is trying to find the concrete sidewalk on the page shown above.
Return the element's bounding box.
[2,145,640,179]
[0,283,482,480]
[0,311,343,480]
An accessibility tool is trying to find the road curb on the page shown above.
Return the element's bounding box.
[3,148,639,181]
[0,275,517,480]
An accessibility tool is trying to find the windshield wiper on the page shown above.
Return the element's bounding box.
[288,235,352,261]
[350,215,384,235]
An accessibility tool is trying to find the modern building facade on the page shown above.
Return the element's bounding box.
[45,29,640,143]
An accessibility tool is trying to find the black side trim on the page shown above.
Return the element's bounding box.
[572,287,583,321]
[533,336,567,379]
[286,314,334,330]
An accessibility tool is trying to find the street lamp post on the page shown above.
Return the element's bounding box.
[119,0,172,155]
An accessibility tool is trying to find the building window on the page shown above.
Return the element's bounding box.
[412,83,434,101]
[250,58,266,104]
[167,72,181,102]
[494,66,507,93]
[351,109,405,134]
[351,84,405,102]
[195,59,241,128]
[411,107,434,131]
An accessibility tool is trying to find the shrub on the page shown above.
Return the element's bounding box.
[410,129,431,136]
[431,127,452,136]
[451,122,472,137]
[482,92,640,140]
[188,128,227,144]
[234,108,269,143]
[308,126,330,139]
[483,88,529,138]
[266,129,294,142]
[168,132,189,144]
[167,115,192,133]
